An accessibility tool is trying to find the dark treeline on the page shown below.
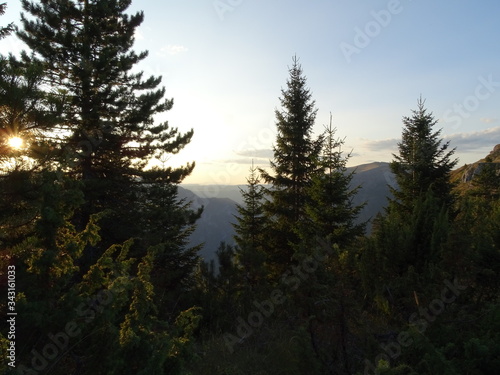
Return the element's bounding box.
[1,2,499,375]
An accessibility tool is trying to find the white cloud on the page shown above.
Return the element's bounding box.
[235,148,274,159]
[158,44,189,56]
[134,29,145,41]
[445,126,500,152]
[362,126,500,154]
[362,138,398,152]
[480,117,498,124]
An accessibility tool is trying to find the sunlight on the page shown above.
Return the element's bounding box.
[7,136,24,150]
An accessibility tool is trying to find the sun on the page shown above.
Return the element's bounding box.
[7,136,24,150]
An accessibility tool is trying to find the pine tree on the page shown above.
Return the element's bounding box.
[260,56,322,275]
[365,99,457,323]
[285,115,365,374]
[18,0,195,249]
[17,2,201,315]
[386,98,457,275]
[0,53,68,298]
[300,114,365,247]
[193,242,242,333]
[233,162,267,289]
[390,98,457,213]
[0,2,203,373]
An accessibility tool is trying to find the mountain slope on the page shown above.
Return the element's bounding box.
[451,144,500,194]
[180,146,500,263]
[179,163,395,261]
[348,162,393,232]
[177,186,237,262]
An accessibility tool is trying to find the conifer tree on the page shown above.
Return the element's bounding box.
[136,180,202,314]
[300,114,365,247]
[233,162,267,289]
[390,98,457,212]
[0,54,70,314]
[387,99,457,273]
[260,56,322,275]
[365,99,457,320]
[194,242,242,332]
[287,115,365,374]
[0,2,202,373]
[17,2,201,313]
[18,0,196,248]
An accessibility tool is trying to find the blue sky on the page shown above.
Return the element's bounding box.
[2,0,500,184]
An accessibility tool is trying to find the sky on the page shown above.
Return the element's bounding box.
[1,0,500,185]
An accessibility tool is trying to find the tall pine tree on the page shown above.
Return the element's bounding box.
[364,99,458,324]
[0,2,203,373]
[260,56,322,276]
[18,0,196,252]
[289,115,365,374]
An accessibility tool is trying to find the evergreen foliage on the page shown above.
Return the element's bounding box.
[18,0,195,247]
[0,3,14,40]
[0,54,59,170]
[299,114,365,247]
[233,162,267,291]
[469,162,500,200]
[194,242,243,333]
[1,2,201,374]
[390,98,457,213]
[363,101,455,333]
[259,56,322,276]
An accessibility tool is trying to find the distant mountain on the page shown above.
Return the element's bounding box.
[182,184,245,205]
[347,162,394,232]
[179,162,395,262]
[177,186,238,263]
[180,146,500,263]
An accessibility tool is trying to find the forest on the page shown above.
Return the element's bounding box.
[1,1,499,374]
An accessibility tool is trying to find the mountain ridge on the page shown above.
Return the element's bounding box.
[181,145,500,262]
[179,161,394,262]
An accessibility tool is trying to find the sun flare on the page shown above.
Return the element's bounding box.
[7,136,24,150]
